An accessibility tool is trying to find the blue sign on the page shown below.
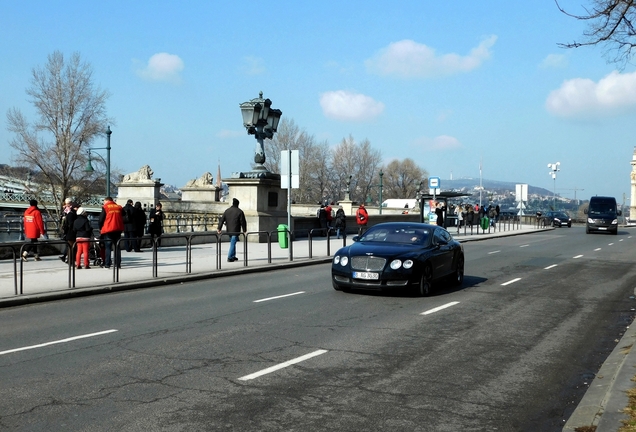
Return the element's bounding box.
[428,177,440,189]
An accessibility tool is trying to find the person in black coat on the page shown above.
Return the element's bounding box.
[132,201,147,252]
[148,202,164,247]
[59,198,77,263]
[334,205,346,239]
[122,199,136,252]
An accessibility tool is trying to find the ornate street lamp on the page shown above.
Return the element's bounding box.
[85,126,112,197]
[239,92,282,173]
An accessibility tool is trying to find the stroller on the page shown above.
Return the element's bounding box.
[88,229,104,267]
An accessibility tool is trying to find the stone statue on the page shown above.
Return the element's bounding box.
[631,170,636,182]
[122,165,154,183]
[185,172,214,188]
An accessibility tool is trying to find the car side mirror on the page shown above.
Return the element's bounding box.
[352,236,360,242]
[617,209,622,216]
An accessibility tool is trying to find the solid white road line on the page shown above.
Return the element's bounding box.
[501,278,521,286]
[544,264,558,270]
[238,349,328,381]
[573,255,584,259]
[253,291,305,303]
[421,301,460,315]
[0,329,118,356]
[488,250,501,254]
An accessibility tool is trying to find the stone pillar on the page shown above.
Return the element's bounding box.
[116,179,163,213]
[223,176,287,242]
[630,147,636,222]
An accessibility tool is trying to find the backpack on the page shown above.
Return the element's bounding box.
[123,207,132,224]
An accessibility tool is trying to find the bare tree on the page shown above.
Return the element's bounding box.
[382,158,428,200]
[6,51,112,218]
[556,0,636,66]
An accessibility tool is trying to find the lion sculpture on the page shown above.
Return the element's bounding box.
[185,172,214,188]
[122,165,154,183]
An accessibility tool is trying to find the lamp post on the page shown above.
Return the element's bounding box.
[378,170,384,215]
[85,126,112,197]
[416,180,424,223]
[548,162,560,210]
[239,92,282,173]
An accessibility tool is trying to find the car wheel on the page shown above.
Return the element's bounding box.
[418,264,433,297]
[332,278,342,291]
[451,254,464,286]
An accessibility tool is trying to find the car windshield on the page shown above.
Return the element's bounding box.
[589,200,615,215]
[359,227,430,245]
[554,212,569,218]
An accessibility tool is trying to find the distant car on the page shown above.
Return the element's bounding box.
[331,222,464,296]
[585,196,620,235]
[544,211,571,228]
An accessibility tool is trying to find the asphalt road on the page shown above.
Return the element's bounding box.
[1,227,635,431]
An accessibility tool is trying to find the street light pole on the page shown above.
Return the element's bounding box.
[85,126,113,197]
[378,170,383,215]
[548,162,560,210]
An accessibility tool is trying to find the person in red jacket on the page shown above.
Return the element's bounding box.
[23,199,46,261]
[98,197,124,269]
[355,203,369,236]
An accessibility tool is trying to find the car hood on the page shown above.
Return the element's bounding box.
[338,241,425,258]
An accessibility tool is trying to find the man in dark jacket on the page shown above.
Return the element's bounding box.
[217,198,247,262]
[132,201,147,252]
[59,198,77,263]
[122,199,136,252]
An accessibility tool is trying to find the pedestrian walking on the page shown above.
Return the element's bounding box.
[435,202,445,227]
[334,205,347,239]
[72,207,93,269]
[122,199,136,252]
[132,201,147,252]
[457,208,463,234]
[148,202,164,247]
[99,197,124,269]
[355,203,369,236]
[22,199,46,261]
[217,198,247,262]
[317,204,328,236]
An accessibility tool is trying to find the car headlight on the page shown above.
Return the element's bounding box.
[612,219,618,225]
[333,256,340,265]
[588,218,594,223]
[403,260,414,269]
[340,256,348,266]
[390,259,402,269]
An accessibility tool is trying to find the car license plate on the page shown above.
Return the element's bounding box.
[598,227,607,230]
[353,271,379,280]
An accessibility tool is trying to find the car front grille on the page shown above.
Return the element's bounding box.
[351,256,387,271]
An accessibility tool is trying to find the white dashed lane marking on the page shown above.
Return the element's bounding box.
[0,330,118,356]
[573,255,584,259]
[253,292,305,303]
[488,251,500,254]
[520,245,529,248]
[501,278,522,286]
[544,264,558,270]
[594,248,601,251]
[421,301,460,315]
[238,349,328,381]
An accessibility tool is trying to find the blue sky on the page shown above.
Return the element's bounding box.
[1,1,635,204]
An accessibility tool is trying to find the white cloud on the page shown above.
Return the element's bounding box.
[319,90,384,121]
[241,56,266,75]
[546,70,636,118]
[540,54,568,69]
[136,53,184,83]
[365,36,497,78]
[412,135,462,151]
[217,129,243,139]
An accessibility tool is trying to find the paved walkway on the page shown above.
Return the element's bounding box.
[3,223,629,430]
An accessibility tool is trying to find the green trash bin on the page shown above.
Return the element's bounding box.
[277,224,288,249]
[480,217,489,231]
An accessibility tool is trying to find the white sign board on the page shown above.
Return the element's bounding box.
[515,184,528,202]
[280,150,299,189]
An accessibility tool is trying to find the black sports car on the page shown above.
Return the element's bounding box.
[331,222,464,296]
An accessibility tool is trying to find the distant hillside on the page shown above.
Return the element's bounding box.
[442,178,553,197]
